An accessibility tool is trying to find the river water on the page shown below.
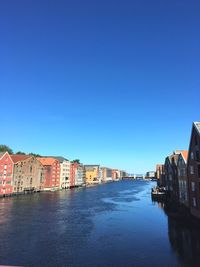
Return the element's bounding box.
[0,180,200,267]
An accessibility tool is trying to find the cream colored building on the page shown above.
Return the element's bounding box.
[51,157,71,189]
[75,164,85,186]
[101,167,113,182]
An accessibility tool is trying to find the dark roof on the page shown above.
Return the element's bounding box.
[84,164,100,168]
[194,122,200,135]
[84,165,100,167]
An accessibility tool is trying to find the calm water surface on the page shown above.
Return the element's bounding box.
[0,180,200,267]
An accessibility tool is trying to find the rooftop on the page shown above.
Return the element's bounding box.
[37,157,58,166]
[181,150,188,163]
[0,152,5,159]
[45,156,69,163]
[194,121,200,135]
[10,154,31,163]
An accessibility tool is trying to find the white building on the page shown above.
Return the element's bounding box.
[75,164,85,187]
[50,157,71,189]
[101,167,113,182]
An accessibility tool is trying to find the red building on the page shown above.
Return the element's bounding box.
[70,162,78,188]
[37,157,60,190]
[0,152,13,196]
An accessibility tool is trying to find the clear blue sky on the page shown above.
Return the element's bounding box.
[1,0,200,173]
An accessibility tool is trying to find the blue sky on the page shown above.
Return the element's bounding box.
[1,0,200,173]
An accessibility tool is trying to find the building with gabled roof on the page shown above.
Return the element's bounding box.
[164,150,185,202]
[177,150,189,207]
[46,156,70,189]
[0,152,14,196]
[70,162,85,188]
[101,167,113,182]
[187,122,200,219]
[37,157,60,190]
[11,154,44,194]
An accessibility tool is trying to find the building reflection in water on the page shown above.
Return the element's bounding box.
[152,199,200,267]
[0,197,13,225]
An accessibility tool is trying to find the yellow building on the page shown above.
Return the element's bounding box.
[84,165,100,184]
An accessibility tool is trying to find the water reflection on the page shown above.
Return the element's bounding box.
[152,199,200,267]
[0,181,200,267]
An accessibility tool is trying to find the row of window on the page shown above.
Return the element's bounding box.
[0,181,11,185]
[190,151,200,161]
[190,164,200,177]
[0,173,12,176]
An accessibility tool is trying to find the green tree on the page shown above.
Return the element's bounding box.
[0,145,13,154]
[71,159,80,164]
[29,152,41,157]
[16,151,26,155]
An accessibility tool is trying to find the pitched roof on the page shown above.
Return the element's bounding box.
[10,154,31,163]
[180,150,188,163]
[37,157,57,166]
[0,152,5,159]
[194,122,200,135]
[45,156,69,163]
[168,153,180,165]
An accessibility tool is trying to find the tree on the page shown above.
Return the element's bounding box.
[28,152,41,157]
[16,151,26,155]
[71,159,80,164]
[0,145,13,154]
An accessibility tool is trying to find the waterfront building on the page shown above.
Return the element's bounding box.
[49,157,70,189]
[145,171,156,179]
[70,162,76,188]
[84,165,100,184]
[0,152,13,196]
[112,169,120,181]
[101,167,113,182]
[155,164,165,185]
[177,151,188,207]
[70,162,85,188]
[11,155,44,194]
[120,170,127,178]
[187,122,200,219]
[37,157,60,191]
[164,151,184,202]
[75,164,85,187]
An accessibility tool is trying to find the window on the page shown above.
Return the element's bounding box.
[190,166,194,175]
[195,135,198,146]
[4,164,7,170]
[191,182,195,192]
[191,152,194,160]
[198,165,200,178]
[193,197,197,207]
[196,151,200,161]
[30,166,32,173]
